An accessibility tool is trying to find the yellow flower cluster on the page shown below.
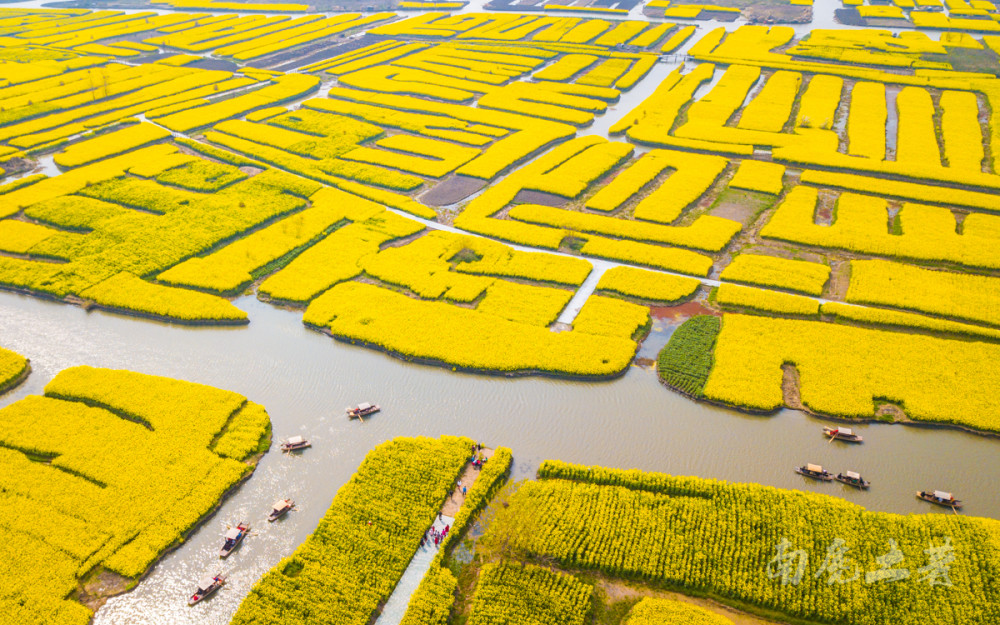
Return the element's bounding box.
[207,116,423,192]
[487,459,1000,625]
[719,254,830,295]
[821,301,1000,342]
[0,366,269,623]
[0,219,58,254]
[852,83,888,160]
[727,159,785,195]
[580,237,714,276]
[625,598,733,625]
[468,562,593,625]
[158,74,321,133]
[260,213,424,303]
[846,260,1000,328]
[703,313,1000,431]
[596,266,700,303]
[761,187,1000,270]
[316,87,574,181]
[940,90,984,171]
[895,87,940,167]
[535,53,599,81]
[231,436,474,625]
[477,280,574,326]
[152,0,308,10]
[343,134,481,178]
[715,283,820,316]
[154,158,248,192]
[509,204,742,253]
[0,345,28,394]
[577,58,634,88]
[368,13,674,49]
[572,294,651,339]
[0,146,334,322]
[80,272,248,323]
[737,70,802,133]
[800,169,1000,213]
[518,138,634,198]
[54,123,170,168]
[586,149,726,223]
[304,282,641,377]
[157,188,359,295]
[795,75,843,129]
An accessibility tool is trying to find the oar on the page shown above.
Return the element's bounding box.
[828,434,837,444]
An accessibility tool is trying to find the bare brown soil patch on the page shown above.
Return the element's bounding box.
[420,175,487,207]
[514,189,566,206]
[76,569,132,613]
[781,363,804,410]
[650,300,717,321]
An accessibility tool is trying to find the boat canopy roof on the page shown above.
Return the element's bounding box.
[934,490,954,500]
[197,576,218,591]
[806,463,823,472]
[839,427,854,435]
[846,471,861,480]
[273,499,288,510]
[287,435,304,445]
[358,402,372,410]
[225,528,241,540]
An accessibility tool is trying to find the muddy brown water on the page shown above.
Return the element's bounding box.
[0,290,997,624]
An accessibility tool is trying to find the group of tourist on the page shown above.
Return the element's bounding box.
[421,523,450,548]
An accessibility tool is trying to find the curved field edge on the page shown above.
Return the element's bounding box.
[0,345,30,395]
[657,313,1000,437]
[0,366,271,623]
[302,282,650,380]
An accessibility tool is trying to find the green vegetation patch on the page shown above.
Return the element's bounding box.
[657,315,721,397]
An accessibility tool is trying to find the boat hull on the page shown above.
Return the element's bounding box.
[916,492,962,509]
[795,467,834,481]
[836,476,870,490]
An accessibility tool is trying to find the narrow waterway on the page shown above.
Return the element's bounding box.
[0,290,995,625]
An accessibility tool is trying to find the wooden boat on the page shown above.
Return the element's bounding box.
[346,402,380,419]
[189,574,225,605]
[836,471,870,490]
[280,435,311,452]
[917,490,963,510]
[824,427,864,443]
[796,463,834,481]
[268,498,294,522]
[219,522,249,558]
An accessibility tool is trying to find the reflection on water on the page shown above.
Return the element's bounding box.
[0,290,996,624]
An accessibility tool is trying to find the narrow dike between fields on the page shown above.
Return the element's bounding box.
[374,448,494,625]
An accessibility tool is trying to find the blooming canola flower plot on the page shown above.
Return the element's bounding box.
[617,26,1000,194]
[230,436,474,625]
[467,562,593,625]
[486,460,1000,625]
[0,344,28,394]
[0,366,270,625]
[0,143,323,323]
[700,313,1000,432]
[303,281,647,378]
